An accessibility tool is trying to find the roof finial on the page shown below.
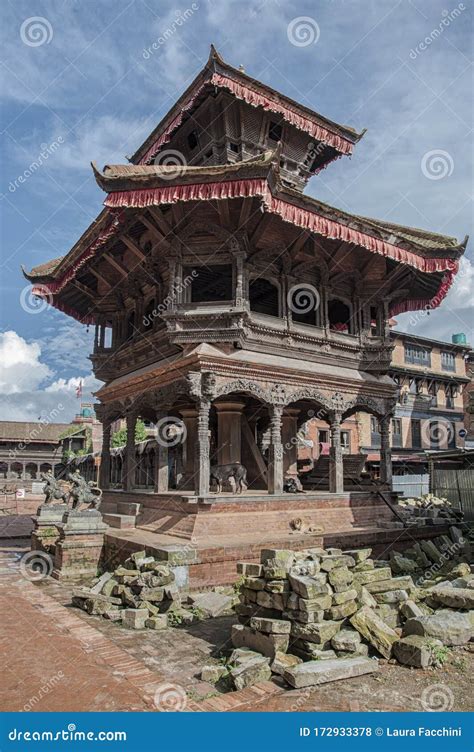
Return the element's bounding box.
[239,64,245,73]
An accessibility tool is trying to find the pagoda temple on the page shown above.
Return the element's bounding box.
[24,47,466,567]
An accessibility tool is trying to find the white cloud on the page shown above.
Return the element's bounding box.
[0,330,52,394]
[0,331,102,422]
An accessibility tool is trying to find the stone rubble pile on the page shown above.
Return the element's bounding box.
[72,551,182,630]
[205,526,474,689]
[397,494,462,527]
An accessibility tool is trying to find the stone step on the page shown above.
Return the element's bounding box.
[102,513,136,529]
[116,501,141,516]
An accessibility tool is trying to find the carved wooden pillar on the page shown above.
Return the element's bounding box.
[99,419,111,490]
[329,412,344,493]
[179,407,198,489]
[122,412,137,491]
[268,405,284,494]
[234,252,246,308]
[380,414,393,487]
[215,400,244,465]
[195,400,210,497]
[154,410,170,493]
[282,407,299,479]
[167,257,177,311]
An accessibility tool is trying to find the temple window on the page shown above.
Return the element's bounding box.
[185,265,233,303]
[249,278,280,317]
[328,298,351,333]
[370,305,383,336]
[268,121,283,142]
[411,419,421,448]
[187,130,199,150]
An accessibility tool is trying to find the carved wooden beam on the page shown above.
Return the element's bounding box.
[249,213,270,248]
[121,235,147,262]
[238,197,253,228]
[217,199,230,228]
[103,252,129,278]
[139,214,169,248]
[328,241,350,272]
[147,206,173,238]
[71,279,96,301]
[89,267,112,290]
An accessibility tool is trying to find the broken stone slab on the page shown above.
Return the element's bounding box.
[328,566,354,591]
[353,567,392,585]
[103,609,122,622]
[265,580,290,594]
[122,608,148,629]
[72,588,121,606]
[188,591,233,618]
[244,577,266,591]
[145,614,169,630]
[336,644,369,658]
[320,555,356,572]
[365,576,415,594]
[374,589,409,604]
[353,560,375,572]
[390,553,418,575]
[344,548,372,563]
[325,547,343,556]
[332,588,358,605]
[237,562,264,577]
[291,610,325,624]
[326,601,358,621]
[331,628,361,653]
[298,594,332,612]
[232,624,289,658]
[403,610,472,646]
[358,587,378,609]
[115,566,141,579]
[393,636,443,669]
[291,640,337,660]
[290,620,342,645]
[290,560,321,577]
[90,572,113,594]
[256,590,287,611]
[263,561,291,579]
[420,539,443,564]
[230,657,271,690]
[270,651,303,676]
[350,606,398,659]
[260,549,295,567]
[400,600,424,619]
[374,604,401,630]
[249,617,291,635]
[289,573,328,598]
[139,587,165,602]
[283,656,378,689]
[229,647,262,665]
[200,665,227,683]
[426,587,474,610]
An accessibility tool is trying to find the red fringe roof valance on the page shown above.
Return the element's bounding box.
[138,73,354,165]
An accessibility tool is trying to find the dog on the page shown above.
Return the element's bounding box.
[210,463,248,493]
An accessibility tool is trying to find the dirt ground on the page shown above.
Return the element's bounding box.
[1,543,473,713]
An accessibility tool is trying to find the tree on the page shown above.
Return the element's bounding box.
[111,419,148,448]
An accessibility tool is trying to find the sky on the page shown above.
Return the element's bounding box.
[0,0,472,421]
